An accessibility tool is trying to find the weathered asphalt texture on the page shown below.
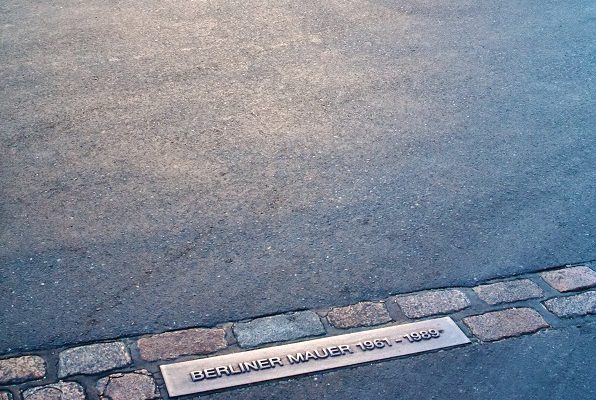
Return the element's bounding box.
[1,0,595,352]
[199,322,596,400]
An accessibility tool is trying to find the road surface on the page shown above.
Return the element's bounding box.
[1,0,594,353]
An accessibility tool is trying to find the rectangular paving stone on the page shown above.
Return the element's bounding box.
[0,356,45,384]
[137,328,227,361]
[473,279,544,305]
[327,302,392,329]
[233,311,326,348]
[540,265,596,292]
[23,381,86,400]
[463,308,548,342]
[97,369,159,400]
[58,342,131,378]
[543,291,596,318]
[393,289,470,318]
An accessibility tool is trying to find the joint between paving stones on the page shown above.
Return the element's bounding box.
[1,261,594,399]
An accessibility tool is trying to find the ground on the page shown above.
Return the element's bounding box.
[202,322,596,400]
[0,1,594,395]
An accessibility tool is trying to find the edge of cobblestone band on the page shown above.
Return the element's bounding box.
[1,261,594,399]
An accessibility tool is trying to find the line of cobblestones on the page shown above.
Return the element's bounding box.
[1,262,594,399]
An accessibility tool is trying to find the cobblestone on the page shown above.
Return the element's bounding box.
[543,291,596,318]
[394,289,470,318]
[137,328,227,361]
[540,266,596,292]
[473,279,543,305]
[233,311,326,348]
[327,302,392,329]
[0,356,45,384]
[23,381,86,400]
[97,369,159,400]
[0,263,594,392]
[463,308,549,341]
[58,342,131,378]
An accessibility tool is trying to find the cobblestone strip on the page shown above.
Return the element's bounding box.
[392,289,470,318]
[0,391,12,400]
[540,265,596,292]
[543,291,596,318]
[96,369,159,400]
[0,356,45,385]
[233,311,326,348]
[327,302,392,329]
[23,381,86,400]
[473,279,543,305]
[463,308,549,342]
[137,328,227,362]
[1,262,595,399]
[58,342,131,378]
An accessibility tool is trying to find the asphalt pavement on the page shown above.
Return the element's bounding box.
[1,0,595,355]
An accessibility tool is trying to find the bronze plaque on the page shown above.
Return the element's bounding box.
[161,316,469,396]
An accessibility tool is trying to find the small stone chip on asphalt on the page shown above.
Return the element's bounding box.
[543,291,596,318]
[540,266,596,292]
[463,308,549,342]
[233,311,326,348]
[473,279,543,305]
[393,289,470,318]
[137,328,227,361]
[0,355,46,384]
[58,342,131,378]
[23,381,86,400]
[327,302,392,329]
[97,369,159,400]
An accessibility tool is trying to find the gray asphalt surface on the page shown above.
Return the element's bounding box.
[1,0,595,353]
[200,322,596,400]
